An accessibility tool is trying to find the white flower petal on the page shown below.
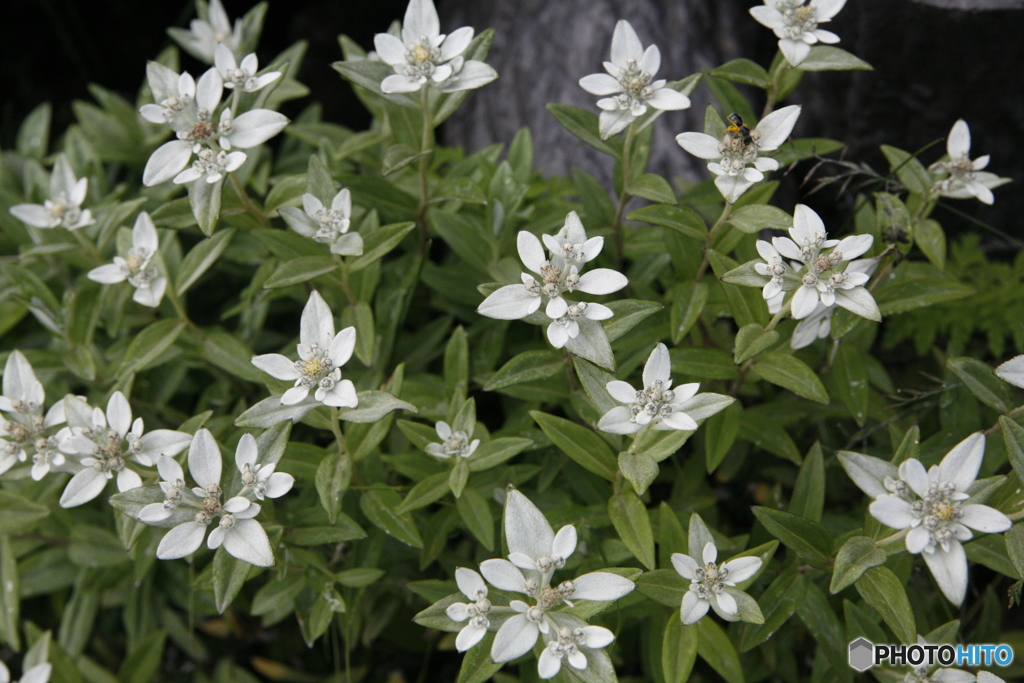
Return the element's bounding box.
[517,231,546,274]
[59,468,109,508]
[959,504,1011,533]
[505,489,555,559]
[721,556,761,583]
[672,553,698,580]
[579,73,622,96]
[713,589,737,615]
[681,590,710,624]
[869,495,914,529]
[223,518,274,566]
[480,558,528,593]
[906,525,931,554]
[947,119,971,159]
[188,428,222,490]
[922,540,968,606]
[157,522,208,559]
[575,269,628,295]
[552,525,577,560]
[226,110,289,149]
[569,571,635,601]
[455,567,487,600]
[143,141,194,187]
[598,406,642,434]
[455,621,487,652]
[937,432,985,492]
[251,354,301,381]
[676,132,724,160]
[477,284,540,320]
[610,19,643,64]
[755,104,801,151]
[538,647,562,679]
[642,343,672,388]
[490,614,539,663]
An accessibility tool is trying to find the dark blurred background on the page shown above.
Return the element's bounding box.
[2,0,1023,240]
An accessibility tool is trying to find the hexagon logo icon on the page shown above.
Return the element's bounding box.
[848,637,874,672]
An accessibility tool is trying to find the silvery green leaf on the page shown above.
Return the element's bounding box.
[235,394,319,428]
[337,391,417,423]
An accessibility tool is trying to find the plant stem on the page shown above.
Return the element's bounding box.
[229,173,271,230]
[335,255,357,307]
[694,202,733,281]
[416,86,433,253]
[330,407,349,459]
[610,123,638,269]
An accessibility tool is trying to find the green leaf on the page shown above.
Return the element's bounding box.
[444,325,469,399]
[670,347,740,381]
[829,536,887,594]
[382,143,432,176]
[288,521,366,546]
[751,506,832,567]
[449,459,469,498]
[832,343,869,425]
[251,574,305,616]
[117,319,186,378]
[360,486,423,548]
[619,451,659,496]
[737,408,802,464]
[704,75,755,126]
[546,103,623,157]
[750,352,830,404]
[235,395,318,429]
[212,547,252,614]
[789,443,824,522]
[484,350,564,392]
[881,145,933,195]
[697,618,745,683]
[315,451,352,525]
[603,299,663,343]
[670,281,708,344]
[340,302,375,367]
[708,250,769,327]
[1005,524,1024,581]
[627,204,707,241]
[263,256,338,289]
[799,46,873,71]
[0,536,19,649]
[202,330,263,382]
[531,411,617,481]
[397,472,450,514]
[854,566,917,644]
[467,437,533,472]
[456,488,495,551]
[0,490,50,534]
[456,632,502,683]
[188,177,223,236]
[874,278,975,315]
[635,569,689,608]
[740,568,806,652]
[1000,416,1024,491]
[349,221,416,272]
[915,218,946,271]
[726,204,792,235]
[627,173,676,204]
[796,581,854,683]
[17,102,51,160]
[947,357,1012,414]
[609,490,656,569]
[336,391,416,423]
[712,59,770,88]
[176,228,235,295]
[733,323,780,364]
[662,617,699,683]
[705,402,740,473]
[118,629,166,683]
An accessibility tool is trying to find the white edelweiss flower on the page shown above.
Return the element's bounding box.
[214,44,281,92]
[0,351,67,479]
[87,212,167,308]
[251,290,359,408]
[280,188,364,256]
[140,65,288,187]
[789,258,878,349]
[0,660,53,683]
[868,432,1012,606]
[425,421,479,460]
[481,490,634,667]
[598,343,733,435]
[538,624,616,680]
[578,19,690,139]
[445,567,493,652]
[9,155,94,231]
[57,391,191,508]
[770,204,877,320]
[671,541,762,625]
[168,0,244,64]
[676,105,801,203]
[928,119,1010,206]
[234,432,295,501]
[173,148,247,185]
[477,212,627,349]
[155,428,275,567]
[749,0,847,67]
[753,240,791,300]
[373,0,497,94]
[139,455,189,523]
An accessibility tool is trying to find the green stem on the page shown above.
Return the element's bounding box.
[877,528,909,554]
[694,202,733,281]
[229,172,270,230]
[763,300,791,333]
[330,407,349,459]
[610,124,638,269]
[335,256,357,307]
[416,86,433,253]
[626,422,654,456]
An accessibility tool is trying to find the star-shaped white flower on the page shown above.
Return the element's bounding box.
[578,19,690,139]
[425,421,479,460]
[672,540,762,625]
[928,119,1010,206]
[9,155,94,231]
[869,432,1011,606]
[57,392,191,508]
[87,212,167,308]
[676,105,801,203]
[234,432,295,500]
[788,258,878,349]
[214,44,281,92]
[0,351,66,478]
[140,64,288,187]
[168,0,244,64]
[155,428,276,567]
[766,204,876,320]
[445,568,493,652]
[480,490,634,671]
[477,212,625,349]
[373,0,497,94]
[750,0,847,67]
[251,290,359,408]
[537,624,616,680]
[280,189,364,256]
[598,344,732,435]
